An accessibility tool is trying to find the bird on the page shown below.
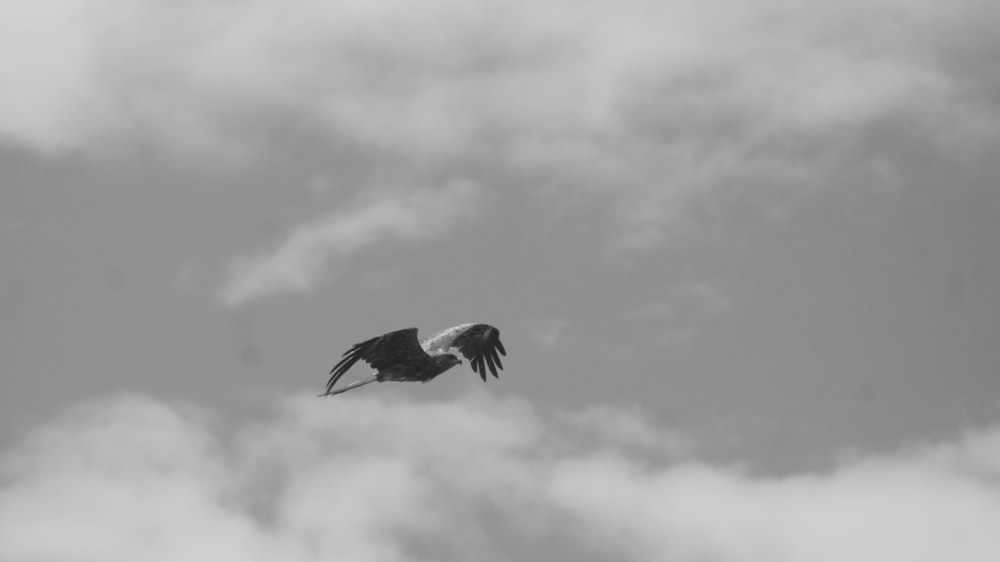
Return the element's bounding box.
[320,323,507,397]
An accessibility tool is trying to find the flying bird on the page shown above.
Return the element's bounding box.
[320,323,507,397]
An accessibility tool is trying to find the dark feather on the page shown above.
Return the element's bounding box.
[325,328,427,394]
[450,324,507,381]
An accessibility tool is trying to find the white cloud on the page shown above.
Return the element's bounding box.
[3,0,999,246]
[218,181,481,306]
[559,403,694,456]
[550,445,1000,562]
[2,393,1000,562]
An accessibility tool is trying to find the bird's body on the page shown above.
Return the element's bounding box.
[321,323,507,396]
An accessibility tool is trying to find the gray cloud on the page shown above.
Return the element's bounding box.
[218,181,482,305]
[3,0,998,249]
[2,393,999,562]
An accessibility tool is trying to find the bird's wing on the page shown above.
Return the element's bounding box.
[325,328,427,393]
[424,323,506,381]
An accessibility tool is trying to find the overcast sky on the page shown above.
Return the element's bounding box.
[2,1,1000,560]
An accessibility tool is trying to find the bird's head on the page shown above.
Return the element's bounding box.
[432,353,462,371]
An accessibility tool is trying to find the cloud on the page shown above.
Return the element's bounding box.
[550,438,1000,561]
[218,181,481,306]
[559,403,694,456]
[3,0,999,247]
[3,392,1000,562]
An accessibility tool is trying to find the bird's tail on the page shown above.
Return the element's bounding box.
[318,374,379,397]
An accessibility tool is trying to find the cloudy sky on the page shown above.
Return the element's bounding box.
[2,0,1000,560]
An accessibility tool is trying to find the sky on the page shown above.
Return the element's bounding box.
[2,0,1000,560]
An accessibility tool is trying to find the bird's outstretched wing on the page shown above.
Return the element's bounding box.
[325,328,427,394]
[424,323,507,381]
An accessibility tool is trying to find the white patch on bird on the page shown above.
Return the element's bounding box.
[420,323,477,354]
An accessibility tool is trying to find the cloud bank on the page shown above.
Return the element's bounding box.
[3,393,1000,562]
[2,0,989,155]
[4,0,1000,248]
